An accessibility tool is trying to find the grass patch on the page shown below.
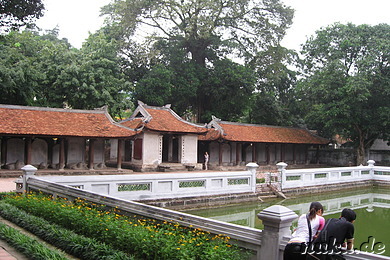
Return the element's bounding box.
[0,222,67,260]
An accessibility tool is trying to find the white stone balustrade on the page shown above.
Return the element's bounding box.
[26,168,257,201]
[277,160,390,190]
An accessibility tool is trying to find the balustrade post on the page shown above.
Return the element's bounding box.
[246,162,259,192]
[367,160,375,177]
[21,165,37,194]
[276,162,288,191]
[257,205,298,260]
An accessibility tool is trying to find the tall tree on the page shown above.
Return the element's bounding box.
[102,0,293,121]
[0,29,133,119]
[247,45,299,126]
[298,23,390,165]
[0,0,44,31]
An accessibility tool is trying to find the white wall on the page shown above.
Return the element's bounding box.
[181,134,198,164]
[143,132,162,165]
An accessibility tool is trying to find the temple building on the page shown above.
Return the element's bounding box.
[0,104,136,171]
[116,101,208,171]
[0,102,330,173]
[198,116,330,169]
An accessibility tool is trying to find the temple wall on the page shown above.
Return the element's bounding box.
[143,132,161,165]
[180,134,198,164]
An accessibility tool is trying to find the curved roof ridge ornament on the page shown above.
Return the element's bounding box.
[209,115,225,136]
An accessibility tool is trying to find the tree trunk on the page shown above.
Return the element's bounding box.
[356,141,365,166]
[355,125,365,166]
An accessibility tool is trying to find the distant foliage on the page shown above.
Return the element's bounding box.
[297,23,390,164]
[0,0,44,31]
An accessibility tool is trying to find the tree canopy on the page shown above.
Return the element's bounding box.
[297,23,390,164]
[0,29,133,119]
[102,0,294,121]
[0,0,44,31]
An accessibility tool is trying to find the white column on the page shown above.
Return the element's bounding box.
[21,164,37,194]
[257,205,298,260]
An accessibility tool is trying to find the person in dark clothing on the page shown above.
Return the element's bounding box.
[308,208,356,260]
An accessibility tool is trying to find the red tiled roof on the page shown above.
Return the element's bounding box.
[203,121,329,145]
[0,105,136,138]
[120,104,207,134]
[198,128,221,141]
[120,118,143,129]
[144,108,207,134]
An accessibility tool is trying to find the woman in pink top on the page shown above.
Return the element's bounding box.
[284,201,325,260]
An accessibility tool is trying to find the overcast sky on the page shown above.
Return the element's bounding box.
[35,0,390,50]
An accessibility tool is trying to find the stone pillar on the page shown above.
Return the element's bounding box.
[117,139,123,170]
[59,138,65,170]
[1,137,7,167]
[246,162,259,192]
[305,145,309,165]
[266,144,270,165]
[367,159,375,177]
[252,143,256,163]
[293,144,296,165]
[246,162,259,174]
[88,139,95,170]
[276,162,288,191]
[21,164,37,194]
[257,205,298,260]
[235,143,240,166]
[25,137,32,165]
[218,142,222,166]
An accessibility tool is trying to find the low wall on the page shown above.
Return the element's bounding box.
[28,170,256,201]
[278,161,390,191]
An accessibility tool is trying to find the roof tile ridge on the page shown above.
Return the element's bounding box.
[0,104,105,114]
[219,120,309,130]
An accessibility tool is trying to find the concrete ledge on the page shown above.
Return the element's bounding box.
[140,192,260,210]
[282,180,390,196]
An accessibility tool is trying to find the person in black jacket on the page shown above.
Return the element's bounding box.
[308,208,356,260]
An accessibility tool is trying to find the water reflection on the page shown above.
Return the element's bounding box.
[184,188,390,256]
[185,188,389,228]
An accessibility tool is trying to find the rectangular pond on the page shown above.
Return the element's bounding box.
[183,187,390,256]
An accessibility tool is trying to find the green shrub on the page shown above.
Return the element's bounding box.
[3,193,251,260]
[0,202,134,260]
[0,222,67,260]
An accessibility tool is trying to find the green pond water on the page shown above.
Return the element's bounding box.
[183,187,390,256]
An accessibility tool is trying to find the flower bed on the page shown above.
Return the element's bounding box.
[0,202,133,260]
[2,193,251,259]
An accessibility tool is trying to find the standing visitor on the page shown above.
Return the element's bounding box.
[284,201,325,260]
[204,152,209,170]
